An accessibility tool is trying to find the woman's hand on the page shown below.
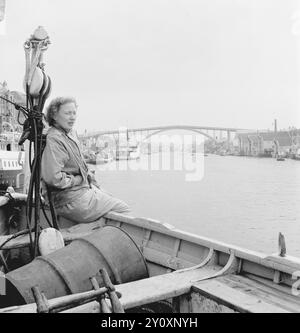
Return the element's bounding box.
[87,170,100,188]
[87,170,96,183]
[73,175,83,186]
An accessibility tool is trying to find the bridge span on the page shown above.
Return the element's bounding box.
[80,125,245,139]
[79,125,248,155]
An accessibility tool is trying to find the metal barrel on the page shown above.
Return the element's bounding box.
[0,226,149,307]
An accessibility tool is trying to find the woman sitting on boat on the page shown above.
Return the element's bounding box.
[41,97,130,224]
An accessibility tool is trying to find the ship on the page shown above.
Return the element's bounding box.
[116,146,140,161]
[84,150,114,165]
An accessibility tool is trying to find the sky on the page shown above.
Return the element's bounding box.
[0,0,299,134]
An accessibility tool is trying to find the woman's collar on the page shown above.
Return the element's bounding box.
[53,124,72,135]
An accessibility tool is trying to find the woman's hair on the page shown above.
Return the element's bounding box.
[45,97,78,126]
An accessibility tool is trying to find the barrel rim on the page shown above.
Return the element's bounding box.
[102,225,150,278]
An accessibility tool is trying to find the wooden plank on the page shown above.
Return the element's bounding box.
[0,265,220,313]
[175,294,192,313]
[143,237,211,266]
[243,273,300,299]
[273,270,281,284]
[221,274,300,312]
[242,259,274,280]
[64,269,300,313]
[141,229,151,249]
[143,247,196,270]
[264,254,300,274]
[0,286,109,313]
[193,273,300,313]
[145,239,175,256]
[105,213,178,234]
[67,265,220,313]
[190,293,237,313]
[60,300,100,313]
[177,240,209,263]
[192,279,290,313]
[172,238,181,257]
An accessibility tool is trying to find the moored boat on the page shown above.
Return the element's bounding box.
[276,152,286,161]
[293,148,300,160]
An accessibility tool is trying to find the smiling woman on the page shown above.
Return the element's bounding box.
[41,96,130,225]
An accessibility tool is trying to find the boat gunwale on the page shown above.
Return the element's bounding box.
[104,212,300,276]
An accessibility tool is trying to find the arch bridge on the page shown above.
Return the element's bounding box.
[79,125,244,154]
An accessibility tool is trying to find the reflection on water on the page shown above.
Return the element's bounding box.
[94,153,300,256]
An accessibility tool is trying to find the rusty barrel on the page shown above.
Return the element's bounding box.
[1,226,149,307]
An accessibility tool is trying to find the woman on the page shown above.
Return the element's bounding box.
[41,97,130,224]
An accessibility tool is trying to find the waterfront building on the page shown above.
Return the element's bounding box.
[0,81,26,151]
[236,131,258,156]
[236,130,296,157]
[289,129,300,158]
[257,132,275,156]
[272,131,293,157]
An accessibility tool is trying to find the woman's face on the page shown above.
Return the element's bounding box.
[54,102,77,132]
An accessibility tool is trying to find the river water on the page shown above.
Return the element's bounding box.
[93,153,300,257]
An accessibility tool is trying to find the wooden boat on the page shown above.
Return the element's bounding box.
[0,196,299,313]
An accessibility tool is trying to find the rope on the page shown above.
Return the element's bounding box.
[0,35,54,261]
[40,197,54,228]
[0,228,33,251]
[46,186,59,230]
[0,251,9,273]
[0,80,53,259]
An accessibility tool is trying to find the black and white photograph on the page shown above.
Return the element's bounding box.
[0,0,299,317]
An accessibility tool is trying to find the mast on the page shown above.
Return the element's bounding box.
[274,119,278,157]
[22,27,52,258]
